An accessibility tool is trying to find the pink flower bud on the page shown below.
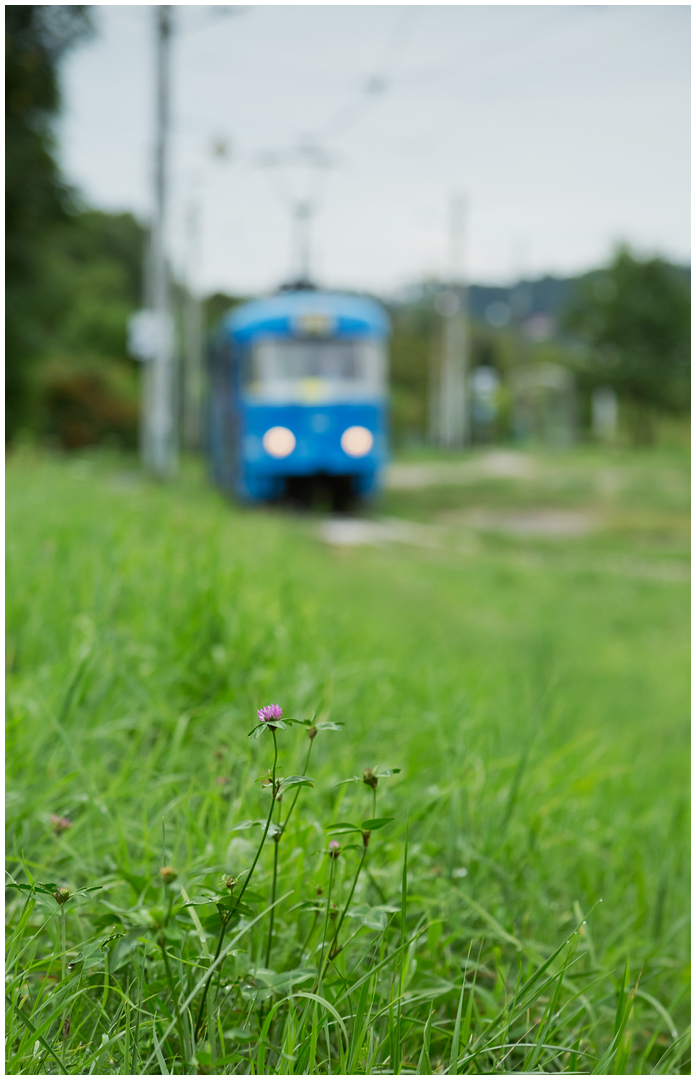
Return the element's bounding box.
[51,814,72,836]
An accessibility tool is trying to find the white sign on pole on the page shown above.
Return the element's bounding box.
[128,310,173,362]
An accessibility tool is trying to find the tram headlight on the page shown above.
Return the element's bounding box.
[262,426,296,458]
[341,426,373,457]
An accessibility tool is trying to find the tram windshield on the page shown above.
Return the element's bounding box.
[245,338,386,401]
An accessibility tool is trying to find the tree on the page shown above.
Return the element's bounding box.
[36,210,146,450]
[42,209,145,357]
[564,247,690,444]
[5,5,91,440]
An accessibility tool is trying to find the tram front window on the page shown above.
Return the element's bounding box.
[246,338,385,400]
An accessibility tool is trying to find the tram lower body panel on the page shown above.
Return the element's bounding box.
[230,400,388,504]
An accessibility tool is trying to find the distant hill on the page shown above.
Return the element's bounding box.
[392,264,690,329]
[469,276,575,321]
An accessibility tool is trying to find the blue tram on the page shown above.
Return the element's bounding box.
[208,289,390,508]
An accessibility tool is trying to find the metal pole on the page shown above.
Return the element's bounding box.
[294,200,312,283]
[147,5,176,479]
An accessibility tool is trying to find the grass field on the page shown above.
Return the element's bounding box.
[5,444,690,1074]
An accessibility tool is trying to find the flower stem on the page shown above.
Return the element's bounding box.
[297,909,319,961]
[315,857,336,990]
[281,740,314,832]
[264,832,280,968]
[326,845,367,967]
[60,905,66,986]
[195,728,279,1038]
[264,738,313,971]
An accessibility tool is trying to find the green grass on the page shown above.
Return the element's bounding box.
[5,445,690,1074]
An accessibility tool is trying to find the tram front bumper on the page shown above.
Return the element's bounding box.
[240,403,387,498]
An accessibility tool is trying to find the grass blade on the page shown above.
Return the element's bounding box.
[417,1008,434,1074]
[447,973,468,1074]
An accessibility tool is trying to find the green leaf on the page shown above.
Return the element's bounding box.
[326,821,362,833]
[217,897,255,916]
[375,768,401,777]
[67,940,108,972]
[278,775,314,790]
[248,723,268,739]
[315,721,343,731]
[293,900,324,913]
[361,817,394,831]
[109,927,150,972]
[345,903,388,931]
[6,880,59,896]
[235,889,266,903]
[254,966,315,992]
[89,912,125,932]
[335,777,362,786]
[200,913,226,933]
[116,866,150,898]
[229,819,264,832]
[213,1052,245,1066]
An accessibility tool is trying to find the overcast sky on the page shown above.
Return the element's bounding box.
[57,4,690,297]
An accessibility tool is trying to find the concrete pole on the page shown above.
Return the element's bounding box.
[140,224,155,465]
[439,301,468,447]
[182,199,204,450]
[146,5,176,478]
[438,195,469,449]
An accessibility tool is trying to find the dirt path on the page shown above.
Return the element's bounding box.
[318,515,689,584]
[385,450,536,489]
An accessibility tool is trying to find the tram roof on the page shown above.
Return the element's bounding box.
[222,290,390,341]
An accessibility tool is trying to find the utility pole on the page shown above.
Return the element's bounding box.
[510,239,531,372]
[143,5,176,478]
[437,194,469,449]
[182,198,204,450]
[293,200,313,284]
[257,143,334,286]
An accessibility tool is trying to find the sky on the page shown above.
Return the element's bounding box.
[57,4,691,297]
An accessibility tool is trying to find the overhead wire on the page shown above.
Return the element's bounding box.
[396,5,610,92]
[309,5,419,145]
[172,6,614,287]
[250,6,420,279]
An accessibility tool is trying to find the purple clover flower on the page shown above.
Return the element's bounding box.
[257,703,283,724]
[329,839,340,858]
[51,814,72,836]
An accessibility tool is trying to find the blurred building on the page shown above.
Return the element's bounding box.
[511,363,576,447]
